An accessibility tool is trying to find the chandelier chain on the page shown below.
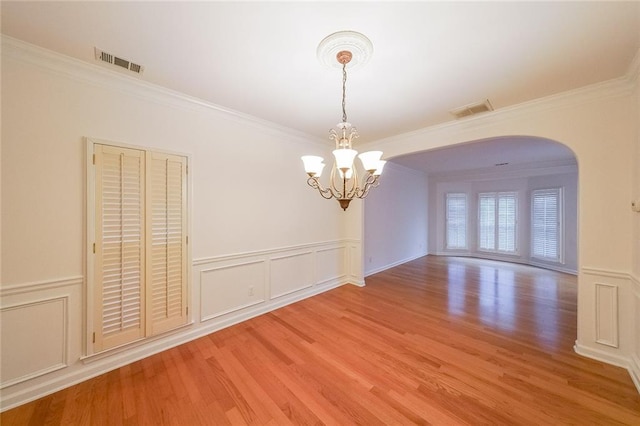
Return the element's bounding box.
[342,62,347,123]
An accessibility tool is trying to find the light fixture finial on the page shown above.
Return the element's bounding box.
[336,50,353,65]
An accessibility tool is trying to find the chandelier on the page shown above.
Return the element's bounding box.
[301,31,385,211]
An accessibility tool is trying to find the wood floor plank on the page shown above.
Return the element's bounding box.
[2,255,639,425]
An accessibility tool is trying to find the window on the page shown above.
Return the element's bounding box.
[478,192,517,253]
[89,142,189,353]
[531,188,562,262]
[446,193,467,249]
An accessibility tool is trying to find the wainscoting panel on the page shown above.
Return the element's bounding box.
[270,252,314,299]
[1,241,356,411]
[316,246,346,285]
[595,282,619,348]
[634,282,640,391]
[347,241,364,286]
[578,268,639,394]
[200,261,266,322]
[0,297,68,388]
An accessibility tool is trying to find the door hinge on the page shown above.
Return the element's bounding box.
[93,243,96,254]
[186,165,188,175]
[92,332,96,343]
[186,306,189,316]
[186,236,188,244]
[92,154,96,165]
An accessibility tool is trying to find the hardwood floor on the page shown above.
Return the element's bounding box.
[3,256,639,425]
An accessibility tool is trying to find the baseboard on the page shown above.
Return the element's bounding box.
[433,252,577,275]
[630,354,640,394]
[0,278,349,412]
[364,252,428,277]
[574,342,640,394]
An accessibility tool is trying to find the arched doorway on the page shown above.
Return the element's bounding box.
[364,136,578,276]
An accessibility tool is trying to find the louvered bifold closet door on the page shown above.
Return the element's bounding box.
[94,145,146,351]
[146,152,188,336]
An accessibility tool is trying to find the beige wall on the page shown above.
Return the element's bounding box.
[1,49,344,286]
[0,37,356,409]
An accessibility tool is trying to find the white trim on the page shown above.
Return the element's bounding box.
[594,283,619,348]
[432,252,578,275]
[0,297,69,389]
[199,260,267,322]
[625,48,640,83]
[364,252,428,277]
[527,260,577,275]
[631,273,640,297]
[193,239,345,266]
[574,342,640,394]
[270,251,314,262]
[1,35,324,148]
[429,159,577,182]
[477,191,519,255]
[0,276,83,297]
[631,354,640,394]
[582,267,634,280]
[530,187,564,264]
[0,277,347,412]
[365,71,635,153]
[383,161,429,177]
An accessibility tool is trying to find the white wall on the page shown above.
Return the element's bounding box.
[358,56,640,392]
[363,163,428,276]
[0,37,360,409]
[429,163,578,274]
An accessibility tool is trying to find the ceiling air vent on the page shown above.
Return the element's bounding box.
[94,48,144,75]
[450,99,494,119]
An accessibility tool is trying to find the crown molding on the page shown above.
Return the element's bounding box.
[365,54,638,152]
[384,160,428,178]
[1,35,325,147]
[626,48,640,84]
[429,158,577,182]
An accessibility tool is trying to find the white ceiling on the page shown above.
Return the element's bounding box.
[390,136,576,176]
[2,1,638,172]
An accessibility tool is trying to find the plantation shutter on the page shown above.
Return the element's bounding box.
[446,193,467,249]
[146,152,188,335]
[478,194,495,250]
[94,144,146,351]
[478,192,517,253]
[497,193,517,252]
[532,188,561,261]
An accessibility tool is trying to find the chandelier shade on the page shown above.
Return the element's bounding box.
[301,155,326,177]
[333,149,358,171]
[302,31,384,211]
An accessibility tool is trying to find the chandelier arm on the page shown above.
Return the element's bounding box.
[354,174,378,198]
[307,177,339,200]
[328,166,345,199]
[344,167,360,199]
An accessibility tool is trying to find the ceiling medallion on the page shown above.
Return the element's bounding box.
[316,30,374,70]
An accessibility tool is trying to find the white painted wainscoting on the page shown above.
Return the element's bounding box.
[575,268,640,393]
[194,240,362,327]
[633,274,640,391]
[0,239,361,411]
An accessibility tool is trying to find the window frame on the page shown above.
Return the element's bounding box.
[531,187,564,264]
[445,192,468,251]
[477,191,519,255]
